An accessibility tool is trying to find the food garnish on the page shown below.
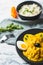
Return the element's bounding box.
[0,23,23,32]
[11,6,18,18]
[17,41,27,50]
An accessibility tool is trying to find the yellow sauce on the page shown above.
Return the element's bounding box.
[23,32,43,62]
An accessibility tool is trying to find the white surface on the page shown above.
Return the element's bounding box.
[0,43,26,65]
[0,0,27,22]
[0,0,43,65]
[0,0,43,22]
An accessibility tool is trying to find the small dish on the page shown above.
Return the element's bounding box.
[16,1,42,20]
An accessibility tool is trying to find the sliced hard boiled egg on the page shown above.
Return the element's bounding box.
[17,41,27,50]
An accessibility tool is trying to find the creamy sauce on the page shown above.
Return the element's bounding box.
[19,4,41,17]
[23,33,43,62]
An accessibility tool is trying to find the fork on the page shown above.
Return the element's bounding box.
[0,34,15,43]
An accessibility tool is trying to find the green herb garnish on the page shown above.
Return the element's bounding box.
[0,23,24,32]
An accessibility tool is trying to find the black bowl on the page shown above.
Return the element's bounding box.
[16,1,42,20]
[16,29,43,65]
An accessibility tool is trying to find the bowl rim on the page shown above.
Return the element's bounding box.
[16,1,42,18]
[16,28,43,64]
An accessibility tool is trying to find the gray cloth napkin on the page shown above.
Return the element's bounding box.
[0,19,43,65]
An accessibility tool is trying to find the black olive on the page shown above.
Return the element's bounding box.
[26,35,28,37]
[40,34,43,37]
[34,43,41,47]
[25,38,27,40]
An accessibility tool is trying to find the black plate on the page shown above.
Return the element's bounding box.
[16,29,43,65]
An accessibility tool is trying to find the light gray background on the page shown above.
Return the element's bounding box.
[0,0,43,65]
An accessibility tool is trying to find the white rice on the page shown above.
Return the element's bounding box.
[19,3,41,17]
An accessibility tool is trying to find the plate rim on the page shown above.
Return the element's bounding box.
[16,28,43,64]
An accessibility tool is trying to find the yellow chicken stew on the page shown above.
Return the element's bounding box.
[23,32,43,62]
